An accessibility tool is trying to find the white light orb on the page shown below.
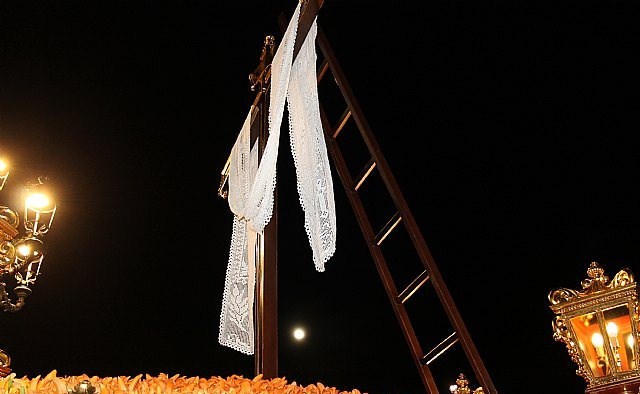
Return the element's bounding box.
[293,327,305,341]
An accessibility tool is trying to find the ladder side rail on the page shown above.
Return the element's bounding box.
[316,25,498,394]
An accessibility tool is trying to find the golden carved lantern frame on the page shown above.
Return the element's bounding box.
[549,262,640,394]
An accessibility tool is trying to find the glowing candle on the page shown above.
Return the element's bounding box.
[592,332,605,357]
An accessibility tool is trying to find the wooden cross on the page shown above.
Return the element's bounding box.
[218,0,324,379]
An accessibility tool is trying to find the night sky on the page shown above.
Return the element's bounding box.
[0,1,638,393]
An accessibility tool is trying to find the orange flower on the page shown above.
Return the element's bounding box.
[0,371,366,394]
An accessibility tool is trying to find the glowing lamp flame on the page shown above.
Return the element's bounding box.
[606,322,619,337]
[17,244,32,257]
[592,332,604,348]
[26,193,50,211]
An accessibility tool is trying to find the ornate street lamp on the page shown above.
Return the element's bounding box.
[0,157,57,377]
[549,261,640,393]
[68,380,98,394]
[449,373,485,394]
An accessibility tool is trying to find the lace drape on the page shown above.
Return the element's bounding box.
[287,19,335,272]
[219,3,335,354]
[218,109,259,354]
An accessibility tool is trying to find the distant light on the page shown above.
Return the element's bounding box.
[293,327,305,341]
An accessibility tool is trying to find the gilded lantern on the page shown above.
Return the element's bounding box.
[549,261,640,393]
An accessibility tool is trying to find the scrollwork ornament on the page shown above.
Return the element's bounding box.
[552,316,592,383]
[0,240,15,270]
[633,297,640,335]
[550,262,637,307]
[581,261,610,293]
[549,287,580,305]
[0,207,18,228]
[611,268,634,288]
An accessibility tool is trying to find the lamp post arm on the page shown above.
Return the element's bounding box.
[0,282,26,313]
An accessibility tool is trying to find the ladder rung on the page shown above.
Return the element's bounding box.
[317,58,329,82]
[332,108,352,139]
[354,158,376,191]
[396,269,430,304]
[422,332,459,365]
[374,212,402,246]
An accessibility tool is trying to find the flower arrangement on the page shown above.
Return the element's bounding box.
[0,371,364,394]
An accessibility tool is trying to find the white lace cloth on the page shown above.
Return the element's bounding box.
[286,20,335,271]
[219,3,336,355]
[218,108,259,354]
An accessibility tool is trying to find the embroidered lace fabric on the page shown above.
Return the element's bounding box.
[219,3,336,354]
[218,108,259,354]
[287,18,336,271]
[218,4,300,355]
[243,3,300,233]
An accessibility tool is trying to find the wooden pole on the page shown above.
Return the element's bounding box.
[253,86,279,378]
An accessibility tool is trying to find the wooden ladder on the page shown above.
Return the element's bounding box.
[280,13,499,394]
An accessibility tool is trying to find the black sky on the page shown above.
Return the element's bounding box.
[1,1,638,393]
